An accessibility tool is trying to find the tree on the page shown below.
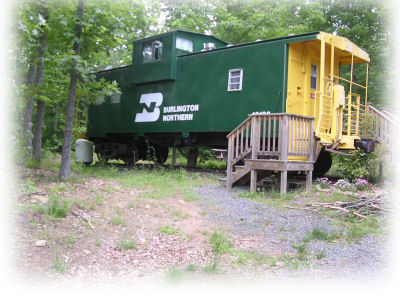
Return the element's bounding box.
[59,0,84,179]
[31,1,49,162]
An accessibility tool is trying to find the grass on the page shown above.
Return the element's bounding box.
[52,256,67,273]
[237,189,297,209]
[172,210,189,219]
[46,194,69,218]
[117,239,137,250]
[302,228,338,243]
[235,250,271,267]
[64,235,76,248]
[77,165,215,200]
[345,216,382,243]
[160,225,180,235]
[209,231,232,255]
[94,193,105,206]
[109,216,127,226]
[165,268,185,282]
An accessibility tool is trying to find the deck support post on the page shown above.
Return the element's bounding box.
[250,169,257,192]
[280,170,287,194]
[306,170,313,191]
[226,137,233,190]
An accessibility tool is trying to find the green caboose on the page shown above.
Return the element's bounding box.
[87,30,370,170]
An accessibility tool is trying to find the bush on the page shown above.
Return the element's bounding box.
[332,150,379,182]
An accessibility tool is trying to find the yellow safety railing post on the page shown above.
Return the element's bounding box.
[316,35,325,134]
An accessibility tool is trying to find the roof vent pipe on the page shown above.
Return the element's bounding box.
[202,43,216,51]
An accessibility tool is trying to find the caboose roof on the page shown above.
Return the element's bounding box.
[178,31,370,63]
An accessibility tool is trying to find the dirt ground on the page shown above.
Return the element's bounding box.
[11,165,390,285]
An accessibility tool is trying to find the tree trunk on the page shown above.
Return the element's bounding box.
[32,7,48,162]
[59,0,84,179]
[53,103,59,134]
[23,59,36,154]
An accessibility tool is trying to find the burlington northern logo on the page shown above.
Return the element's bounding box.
[134,93,163,122]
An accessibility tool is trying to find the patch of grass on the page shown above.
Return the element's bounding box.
[49,182,69,193]
[235,250,270,267]
[52,256,67,273]
[160,225,180,235]
[165,268,185,283]
[302,228,338,243]
[237,188,297,209]
[292,242,308,261]
[94,194,105,206]
[31,203,46,215]
[47,195,69,218]
[71,198,91,210]
[316,250,326,260]
[172,210,189,219]
[209,231,232,255]
[117,239,137,250]
[204,260,221,274]
[184,264,199,272]
[346,216,381,243]
[64,235,76,248]
[109,216,127,226]
[95,239,102,247]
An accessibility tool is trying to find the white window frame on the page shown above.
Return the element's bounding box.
[227,68,243,92]
[310,64,318,90]
[176,37,193,53]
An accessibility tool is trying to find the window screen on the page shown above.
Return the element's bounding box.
[228,69,243,91]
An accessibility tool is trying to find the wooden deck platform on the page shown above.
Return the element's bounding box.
[226,113,315,194]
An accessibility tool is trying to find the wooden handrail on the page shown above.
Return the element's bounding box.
[226,113,315,189]
[367,104,400,128]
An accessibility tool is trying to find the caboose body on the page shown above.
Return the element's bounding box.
[87,30,370,170]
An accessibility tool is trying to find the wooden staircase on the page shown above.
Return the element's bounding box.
[226,113,315,194]
[364,103,400,146]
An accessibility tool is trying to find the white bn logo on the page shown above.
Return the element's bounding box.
[134,93,163,123]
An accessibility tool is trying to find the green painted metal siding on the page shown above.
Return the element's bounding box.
[87,32,320,139]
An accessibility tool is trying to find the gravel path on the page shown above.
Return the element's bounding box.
[194,184,389,281]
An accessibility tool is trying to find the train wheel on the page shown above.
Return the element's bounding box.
[187,147,198,168]
[313,150,332,177]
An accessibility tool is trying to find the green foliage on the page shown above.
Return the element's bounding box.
[302,228,338,243]
[332,150,379,181]
[52,256,67,273]
[160,225,180,235]
[109,216,127,226]
[117,239,137,250]
[165,268,185,282]
[345,216,381,243]
[47,194,69,218]
[209,231,232,255]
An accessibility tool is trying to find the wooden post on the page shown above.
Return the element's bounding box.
[306,170,312,191]
[280,169,287,195]
[280,115,289,161]
[226,136,233,189]
[250,169,257,192]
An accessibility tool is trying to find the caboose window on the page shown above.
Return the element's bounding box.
[228,69,243,91]
[143,39,163,62]
[311,64,318,90]
[176,37,193,52]
[110,91,121,104]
